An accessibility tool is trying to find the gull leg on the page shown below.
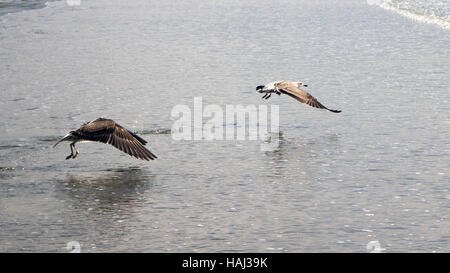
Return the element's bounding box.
[264,93,271,99]
[72,143,79,159]
[66,143,74,160]
[262,93,268,99]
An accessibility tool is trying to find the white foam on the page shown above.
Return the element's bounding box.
[379,0,450,30]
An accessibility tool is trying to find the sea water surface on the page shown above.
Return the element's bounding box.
[0,0,449,252]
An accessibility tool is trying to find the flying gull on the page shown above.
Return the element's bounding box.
[54,118,157,161]
[256,80,341,113]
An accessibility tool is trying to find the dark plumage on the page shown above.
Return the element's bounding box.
[54,118,157,161]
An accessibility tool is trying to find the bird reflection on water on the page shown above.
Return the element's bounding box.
[261,132,342,178]
[52,167,155,251]
[57,167,154,214]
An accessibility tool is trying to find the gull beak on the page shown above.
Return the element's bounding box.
[53,133,71,148]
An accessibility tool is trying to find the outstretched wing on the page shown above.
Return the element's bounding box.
[73,118,157,161]
[275,82,341,113]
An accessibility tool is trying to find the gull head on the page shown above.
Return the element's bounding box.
[256,85,265,93]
